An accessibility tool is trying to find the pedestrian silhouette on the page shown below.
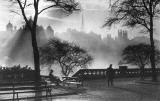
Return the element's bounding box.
[107,64,114,87]
[49,70,61,86]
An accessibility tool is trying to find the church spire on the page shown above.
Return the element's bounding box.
[109,0,111,7]
[81,9,84,31]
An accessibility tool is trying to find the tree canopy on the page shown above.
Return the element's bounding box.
[104,0,160,81]
[104,0,160,29]
[122,43,160,79]
[40,38,93,76]
[9,0,80,82]
[122,43,160,67]
[122,44,151,67]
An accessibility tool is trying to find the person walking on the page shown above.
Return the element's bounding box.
[107,64,115,87]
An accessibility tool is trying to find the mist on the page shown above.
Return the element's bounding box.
[0,24,159,70]
[0,24,50,67]
[55,29,160,69]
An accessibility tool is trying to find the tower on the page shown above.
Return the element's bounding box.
[81,8,85,31]
[46,25,54,38]
[118,29,128,40]
[109,0,111,7]
[6,21,13,32]
[107,34,112,40]
[123,30,128,40]
[118,30,123,39]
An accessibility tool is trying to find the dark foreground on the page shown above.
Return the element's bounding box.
[1,77,160,101]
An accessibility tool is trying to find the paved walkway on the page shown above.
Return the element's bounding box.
[47,78,160,101]
[0,86,79,101]
[1,78,160,101]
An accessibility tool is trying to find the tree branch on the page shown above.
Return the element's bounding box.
[16,0,32,30]
[38,5,56,14]
[23,0,27,9]
[38,0,80,15]
[10,10,21,16]
[142,0,151,15]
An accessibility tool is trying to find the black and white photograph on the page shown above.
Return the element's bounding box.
[0,0,160,101]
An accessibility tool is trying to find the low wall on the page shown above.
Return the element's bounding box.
[73,68,160,80]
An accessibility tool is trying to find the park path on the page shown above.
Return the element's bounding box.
[1,78,160,101]
[48,78,160,101]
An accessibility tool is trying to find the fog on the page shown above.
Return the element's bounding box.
[0,25,49,67]
[0,26,159,70]
[55,29,160,69]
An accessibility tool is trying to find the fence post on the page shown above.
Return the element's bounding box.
[16,92,19,101]
[12,82,15,101]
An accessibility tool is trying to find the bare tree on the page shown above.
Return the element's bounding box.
[122,43,160,79]
[9,0,80,83]
[104,0,160,81]
[40,38,93,77]
[57,43,93,76]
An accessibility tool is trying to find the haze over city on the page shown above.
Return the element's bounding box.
[0,0,160,69]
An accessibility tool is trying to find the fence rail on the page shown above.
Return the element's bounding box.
[73,68,160,80]
[0,70,35,82]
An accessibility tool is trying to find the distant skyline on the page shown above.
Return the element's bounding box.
[1,24,157,68]
[0,0,160,40]
[0,0,108,36]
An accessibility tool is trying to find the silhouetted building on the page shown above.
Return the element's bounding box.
[46,25,54,39]
[103,29,129,47]
[5,23,50,66]
[107,34,112,40]
[116,29,128,41]
[6,21,13,32]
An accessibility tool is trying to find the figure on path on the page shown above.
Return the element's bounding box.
[107,64,114,87]
[49,70,61,86]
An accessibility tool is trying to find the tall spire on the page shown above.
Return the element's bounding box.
[81,8,84,31]
[109,0,111,7]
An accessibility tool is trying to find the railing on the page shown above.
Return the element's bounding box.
[0,70,35,82]
[72,68,160,80]
[0,81,52,101]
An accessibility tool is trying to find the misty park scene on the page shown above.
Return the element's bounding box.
[0,0,160,101]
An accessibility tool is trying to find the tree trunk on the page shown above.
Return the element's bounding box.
[60,64,68,76]
[140,66,145,80]
[31,28,41,83]
[150,28,157,81]
[149,3,157,81]
[30,27,42,101]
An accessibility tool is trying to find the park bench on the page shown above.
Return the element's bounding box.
[0,81,54,101]
[62,77,83,88]
[41,75,61,86]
